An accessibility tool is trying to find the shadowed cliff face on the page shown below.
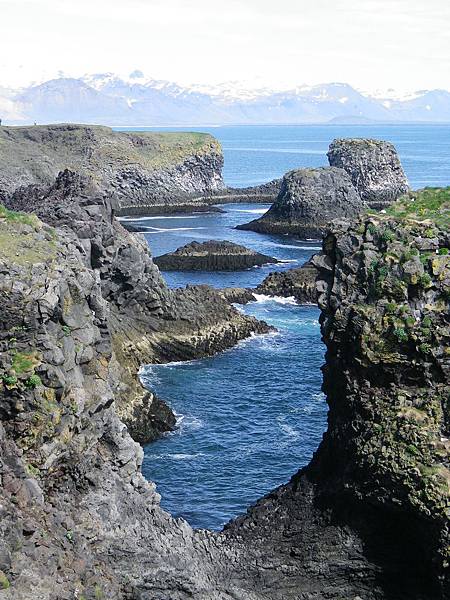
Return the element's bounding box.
[0,184,448,599]
[237,166,365,237]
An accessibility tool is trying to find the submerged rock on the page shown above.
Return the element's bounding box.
[327,137,409,208]
[237,167,364,237]
[154,240,279,271]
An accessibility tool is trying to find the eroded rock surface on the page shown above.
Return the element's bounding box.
[154,240,279,271]
[327,138,409,208]
[0,185,448,599]
[237,167,365,237]
[4,171,270,443]
[256,259,319,303]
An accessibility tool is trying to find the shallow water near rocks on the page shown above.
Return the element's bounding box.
[129,124,448,531]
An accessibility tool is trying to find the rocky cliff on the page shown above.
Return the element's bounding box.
[3,171,269,443]
[0,124,224,212]
[0,185,448,599]
[327,138,409,208]
[237,167,365,237]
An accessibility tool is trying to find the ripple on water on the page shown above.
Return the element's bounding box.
[141,302,327,531]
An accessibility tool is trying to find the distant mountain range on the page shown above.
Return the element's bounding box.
[2,72,450,125]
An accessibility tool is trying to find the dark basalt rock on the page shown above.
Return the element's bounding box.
[256,259,318,303]
[154,240,279,271]
[5,171,271,445]
[327,138,409,208]
[0,176,448,599]
[211,178,282,204]
[237,167,365,237]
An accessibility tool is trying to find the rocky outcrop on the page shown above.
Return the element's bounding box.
[154,240,279,271]
[255,259,318,303]
[0,185,448,599]
[237,167,365,237]
[4,171,270,443]
[327,138,409,208]
[225,190,449,599]
[211,178,282,204]
[0,124,224,212]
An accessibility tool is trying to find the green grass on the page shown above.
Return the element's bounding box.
[0,206,57,266]
[385,187,450,229]
[12,351,36,374]
[0,204,39,227]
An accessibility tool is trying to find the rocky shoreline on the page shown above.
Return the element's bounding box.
[3,170,271,444]
[0,130,448,600]
[0,186,447,599]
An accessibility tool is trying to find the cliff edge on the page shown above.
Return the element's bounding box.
[0,124,224,212]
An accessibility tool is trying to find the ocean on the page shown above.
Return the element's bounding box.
[119,124,449,531]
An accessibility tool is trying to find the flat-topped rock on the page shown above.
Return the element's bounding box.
[154,240,279,271]
[327,138,409,208]
[236,167,365,237]
[0,124,224,212]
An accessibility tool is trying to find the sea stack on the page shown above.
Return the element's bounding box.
[327,138,409,208]
[236,167,365,238]
[154,240,279,271]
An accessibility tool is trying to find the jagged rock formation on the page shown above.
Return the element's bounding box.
[0,124,224,212]
[237,167,365,237]
[0,185,448,599]
[3,171,270,443]
[154,240,279,271]
[327,138,409,208]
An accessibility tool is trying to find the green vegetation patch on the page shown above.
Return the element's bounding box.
[0,206,57,266]
[385,187,450,229]
[0,204,40,227]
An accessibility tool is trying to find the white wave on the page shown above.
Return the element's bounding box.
[279,259,299,263]
[146,226,207,233]
[251,294,298,306]
[277,416,300,438]
[177,414,204,431]
[147,452,205,461]
[229,208,268,214]
[118,215,201,222]
[261,241,322,251]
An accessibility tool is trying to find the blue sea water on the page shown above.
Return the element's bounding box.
[120,125,449,531]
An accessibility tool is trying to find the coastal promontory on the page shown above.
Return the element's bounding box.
[327,137,409,208]
[0,124,225,213]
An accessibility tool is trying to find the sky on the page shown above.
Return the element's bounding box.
[1,0,449,92]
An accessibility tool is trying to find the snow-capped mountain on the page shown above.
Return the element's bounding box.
[2,73,450,125]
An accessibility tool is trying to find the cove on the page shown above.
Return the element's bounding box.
[133,203,327,530]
